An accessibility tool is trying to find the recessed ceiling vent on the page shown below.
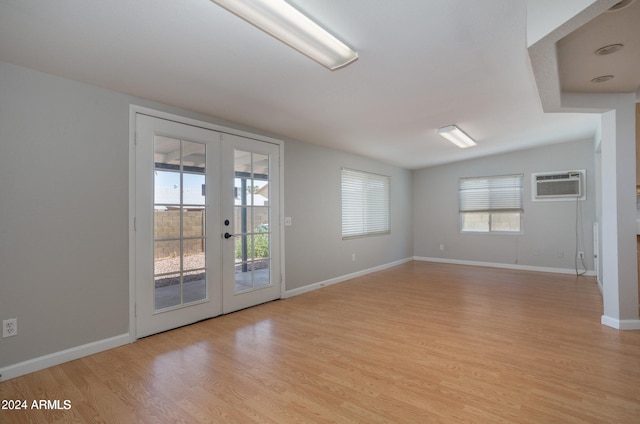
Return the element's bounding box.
[608,0,635,11]
[595,44,624,55]
[532,170,586,201]
[591,75,614,83]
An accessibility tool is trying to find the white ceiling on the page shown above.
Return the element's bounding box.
[0,0,626,169]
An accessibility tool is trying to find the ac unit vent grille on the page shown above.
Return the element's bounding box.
[536,172,576,181]
[537,179,580,196]
[532,170,585,201]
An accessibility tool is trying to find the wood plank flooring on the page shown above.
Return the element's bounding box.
[2,261,639,423]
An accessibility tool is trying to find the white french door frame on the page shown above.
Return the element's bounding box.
[128,105,285,340]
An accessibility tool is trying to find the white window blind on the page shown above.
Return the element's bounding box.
[459,174,524,212]
[342,168,390,239]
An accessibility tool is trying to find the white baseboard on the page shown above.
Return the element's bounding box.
[601,315,640,330]
[413,256,597,277]
[0,333,131,382]
[282,257,413,299]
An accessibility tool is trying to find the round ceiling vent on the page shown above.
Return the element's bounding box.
[595,43,624,55]
[607,0,636,11]
[591,75,614,83]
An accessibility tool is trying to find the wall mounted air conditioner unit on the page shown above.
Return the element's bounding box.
[532,170,585,201]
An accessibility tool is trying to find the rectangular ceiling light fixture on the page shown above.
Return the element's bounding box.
[437,125,477,148]
[211,0,358,70]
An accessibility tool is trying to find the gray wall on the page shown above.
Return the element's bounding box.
[283,140,413,290]
[413,139,596,271]
[0,62,131,368]
[0,60,413,369]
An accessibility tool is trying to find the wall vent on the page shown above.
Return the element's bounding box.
[532,170,585,201]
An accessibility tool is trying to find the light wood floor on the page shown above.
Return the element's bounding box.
[2,261,639,423]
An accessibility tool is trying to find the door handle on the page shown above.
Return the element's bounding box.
[224,232,236,239]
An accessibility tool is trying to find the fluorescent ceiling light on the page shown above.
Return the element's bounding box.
[437,125,477,148]
[211,0,358,70]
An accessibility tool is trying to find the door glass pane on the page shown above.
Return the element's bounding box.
[254,260,270,289]
[155,136,181,170]
[155,272,181,309]
[153,136,207,311]
[183,242,206,304]
[182,141,206,173]
[154,240,180,275]
[155,171,180,205]
[154,240,182,310]
[233,149,271,293]
[253,153,269,178]
[235,263,252,292]
[183,174,205,205]
[235,236,248,264]
[183,240,205,270]
[234,177,249,206]
[234,150,251,174]
[253,206,269,229]
[252,181,268,208]
[234,207,249,235]
[183,269,206,303]
[254,232,269,260]
[182,208,205,237]
[155,209,180,239]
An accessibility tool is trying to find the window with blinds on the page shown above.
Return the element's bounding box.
[341,168,390,239]
[459,174,523,233]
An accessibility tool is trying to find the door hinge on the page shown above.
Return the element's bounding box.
[134,217,136,231]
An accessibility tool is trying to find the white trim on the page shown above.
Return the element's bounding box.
[282,257,412,298]
[129,105,284,146]
[0,334,131,382]
[601,315,640,330]
[279,146,286,298]
[413,256,597,276]
[129,106,137,340]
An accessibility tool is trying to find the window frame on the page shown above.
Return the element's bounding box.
[341,168,391,239]
[458,174,524,234]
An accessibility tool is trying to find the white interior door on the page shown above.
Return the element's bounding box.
[135,114,281,337]
[222,134,281,314]
[135,114,222,338]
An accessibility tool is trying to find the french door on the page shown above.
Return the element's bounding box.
[135,114,281,338]
[221,134,281,313]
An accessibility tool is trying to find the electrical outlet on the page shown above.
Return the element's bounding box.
[578,251,584,259]
[439,244,445,251]
[352,253,356,261]
[3,318,17,338]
